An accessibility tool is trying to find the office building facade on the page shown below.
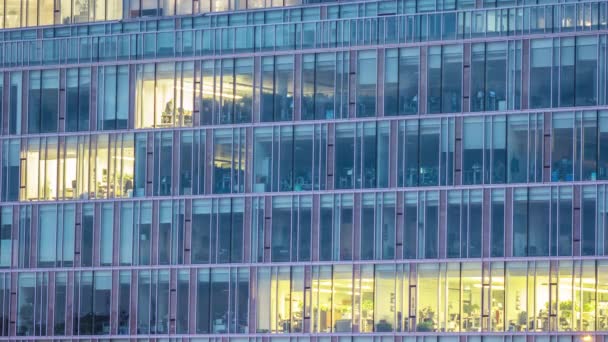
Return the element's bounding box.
[1,0,608,341]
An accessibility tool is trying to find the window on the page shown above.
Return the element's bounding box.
[428,45,462,113]
[530,39,552,108]
[357,50,377,117]
[1,139,19,202]
[213,128,246,194]
[28,70,58,134]
[66,68,91,132]
[385,48,419,116]
[471,42,508,112]
[261,56,294,122]
[135,63,194,128]
[98,65,129,130]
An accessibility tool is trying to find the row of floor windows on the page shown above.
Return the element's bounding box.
[2,36,608,135]
[2,2,608,69]
[0,0,319,30]
[0,0,600,31]
[2,111,608,201]
[1,338,607,342]
[0,0,604,44]
[2,339,607,342]
[1,185,608,268]
[1,261,608,336]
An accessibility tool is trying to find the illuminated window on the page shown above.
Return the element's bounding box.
[136,63,194,128]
